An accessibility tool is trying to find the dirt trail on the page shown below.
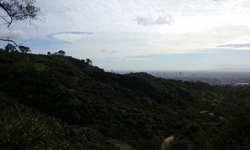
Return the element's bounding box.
[161,136,174,150]
[107,140,137,150]
[209,112,224,120]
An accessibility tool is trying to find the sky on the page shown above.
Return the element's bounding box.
[1,0,250,71]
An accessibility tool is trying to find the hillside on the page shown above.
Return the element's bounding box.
[0,52,250,150]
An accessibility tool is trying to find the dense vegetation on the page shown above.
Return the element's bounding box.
[0,49,250,150]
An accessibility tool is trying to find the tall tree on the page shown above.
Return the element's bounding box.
[0,0,40,27]
[0,0,40,51]
[19,45,31,54]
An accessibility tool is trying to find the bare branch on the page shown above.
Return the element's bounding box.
[0,0,41,51]
[0,38,18,47]
[0,15,10,25]
[0,3,13,27]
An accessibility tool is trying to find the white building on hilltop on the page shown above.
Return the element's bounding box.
[48,50,66,56]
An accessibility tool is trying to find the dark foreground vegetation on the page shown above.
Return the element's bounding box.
[0,50,250,150]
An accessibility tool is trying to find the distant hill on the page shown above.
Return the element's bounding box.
[0,52,250,150]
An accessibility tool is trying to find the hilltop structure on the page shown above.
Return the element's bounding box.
[58,50,65,56]
[48,50,66,56]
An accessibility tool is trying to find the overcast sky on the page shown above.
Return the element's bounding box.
[1,0,250,71]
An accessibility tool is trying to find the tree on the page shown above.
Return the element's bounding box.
[86,58,92,66]
[0,0,40,50]
[211,110,250,150]
[19,45,31,54]
[0,48,4,56]
[5,44,17,53]
[0,0,40,27]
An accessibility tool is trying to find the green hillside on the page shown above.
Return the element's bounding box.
[0,52,250,150]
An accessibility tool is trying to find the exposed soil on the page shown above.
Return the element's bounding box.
[161,136,174,150]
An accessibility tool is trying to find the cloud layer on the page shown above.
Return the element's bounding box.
[1,0,250,71]
[0,26,28,40]
[217,43,250,48]
[136,14,173,26]
[51,32,97,43]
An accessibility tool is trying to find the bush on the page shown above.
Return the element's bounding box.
[210,110,250,150]
[168,140,194,150]
[182,123,201,137]
[0,95,71,150]
[0,109,57,149]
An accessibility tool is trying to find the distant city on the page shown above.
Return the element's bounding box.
[114,71,250,86]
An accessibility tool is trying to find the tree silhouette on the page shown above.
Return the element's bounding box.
[19,45,31,54]
[5,44,17,53]
[86,58,92,66]
[0,0,40,50]
[0,0,40,27]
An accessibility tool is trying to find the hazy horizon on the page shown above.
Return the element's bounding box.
[113,70,250,74]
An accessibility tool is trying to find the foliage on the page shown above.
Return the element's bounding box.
[86,58,92,65]
[168,140,194,150]
[0,63,49,72]
[19,45,31,53]
[210,109,250,150]
[5,44,17,52]
[0,52,249,149]
[69,98,83,105]
[0,92,119,150]
[0,0,40,27]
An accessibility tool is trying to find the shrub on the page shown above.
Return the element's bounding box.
[168,140,194,150]
[0,101,70,149]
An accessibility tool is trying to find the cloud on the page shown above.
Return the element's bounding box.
[100,50,120,54]
[101,49,108,53]
[2,0,250,71]
[0,26,28,40]
[217,43,250,48]
[136,14,173,26]
[110,51,119,53]
[124,57,152,61]
[197,50,217,54]
[51,32,97,43]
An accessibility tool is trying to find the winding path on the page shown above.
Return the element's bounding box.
[161,136,174,150]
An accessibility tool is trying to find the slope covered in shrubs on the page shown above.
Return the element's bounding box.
[0,52,250,149]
